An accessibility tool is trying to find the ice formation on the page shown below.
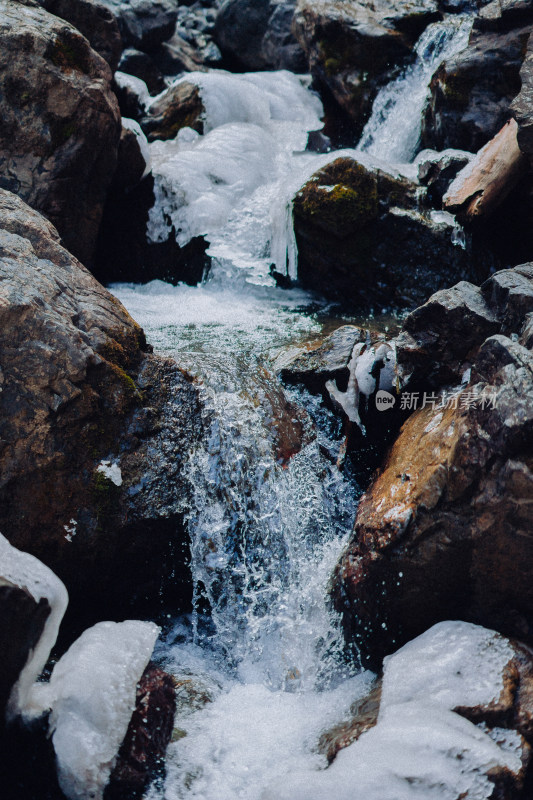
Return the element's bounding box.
[41,620,160,800]
[262,622,522,800]
[0,533,68,720]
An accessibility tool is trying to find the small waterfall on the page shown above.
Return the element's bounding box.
[358,17,472,163]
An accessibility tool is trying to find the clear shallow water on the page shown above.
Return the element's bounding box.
[113,16,476,799]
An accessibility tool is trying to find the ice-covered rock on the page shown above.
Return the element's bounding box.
[0,535,68,722]
[37,621,160,800]
[263,622,532,800]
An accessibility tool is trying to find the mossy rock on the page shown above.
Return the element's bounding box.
[293,158,379,238]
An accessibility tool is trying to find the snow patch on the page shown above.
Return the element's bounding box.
[97,460,122,487]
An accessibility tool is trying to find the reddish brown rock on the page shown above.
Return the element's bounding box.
[107,663,176,799]
[332,265,533,669]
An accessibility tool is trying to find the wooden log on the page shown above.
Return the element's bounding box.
[443,118,529,221]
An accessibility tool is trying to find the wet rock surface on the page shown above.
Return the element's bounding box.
[140,81,204,141]
[293,156,487,309]
[0,0,121,266]
[0,190,204,628]
[422,16,532,153]
[332,263,533,669]
[293,0,438,135]
[98,0,178,52]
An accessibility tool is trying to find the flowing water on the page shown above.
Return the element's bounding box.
[113,15,474,799]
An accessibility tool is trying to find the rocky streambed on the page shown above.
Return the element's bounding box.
[1,0,533,798]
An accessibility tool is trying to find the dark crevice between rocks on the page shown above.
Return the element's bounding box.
[93,174,210,287]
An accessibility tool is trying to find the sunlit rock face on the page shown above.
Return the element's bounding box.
[332,264,533,668]
[0,0,121,265]
[0,189,202,624]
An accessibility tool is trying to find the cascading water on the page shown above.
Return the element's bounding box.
[358,16,472,163]
[113,13,481,799]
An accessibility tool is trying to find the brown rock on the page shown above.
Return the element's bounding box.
[0,0,121,266]
[317,679,382,764]
[107,663,176,799]
[332,264,533,668]
[141,81,204,142]
[0,189,203,627]
[39,0,123,72]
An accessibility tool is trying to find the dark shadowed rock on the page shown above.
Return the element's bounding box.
[98,0,178,51]
[293,157,487,309]
[416,147,473,205]
[293,0,438,135]
[152,31,209,74]
[422,19,531,153]
[332,264,533,669]
[38,0,123,71]
[118,48,166,94]
[107,663,176,799]
[0,0,121,266]
[0,583,50,723]
[0,190,204,630]
[215,0,306,71]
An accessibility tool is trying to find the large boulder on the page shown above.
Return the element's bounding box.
[293,156,487,309]
[512,30,533,161]
[292,0,439,135]
[332,264,533,669]
[38,0,123,72]
[215,0,306,72]
[98,0,179,52]
[0,190,203,627]
[0,0,121,266]
[422,10,532,153]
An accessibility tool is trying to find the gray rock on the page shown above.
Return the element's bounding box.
[141,81,204,141]
[118,47,166,94]
[416,148,474,205]
[482,262,533,335]
[512,30,533,158]
[215,0,306,71]
[423,19,531,153]
[396,280,500,386]
[0,0,121,267]
[98,0,178,51]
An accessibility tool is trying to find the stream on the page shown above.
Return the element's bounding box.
[112,15,472,800]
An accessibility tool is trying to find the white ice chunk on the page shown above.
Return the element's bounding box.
[122,117,151,178]
[96,460,122,487]
[263,622,519,800]
[380,620,513,713]
[44,620,160,800]
[0,534,68,721]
